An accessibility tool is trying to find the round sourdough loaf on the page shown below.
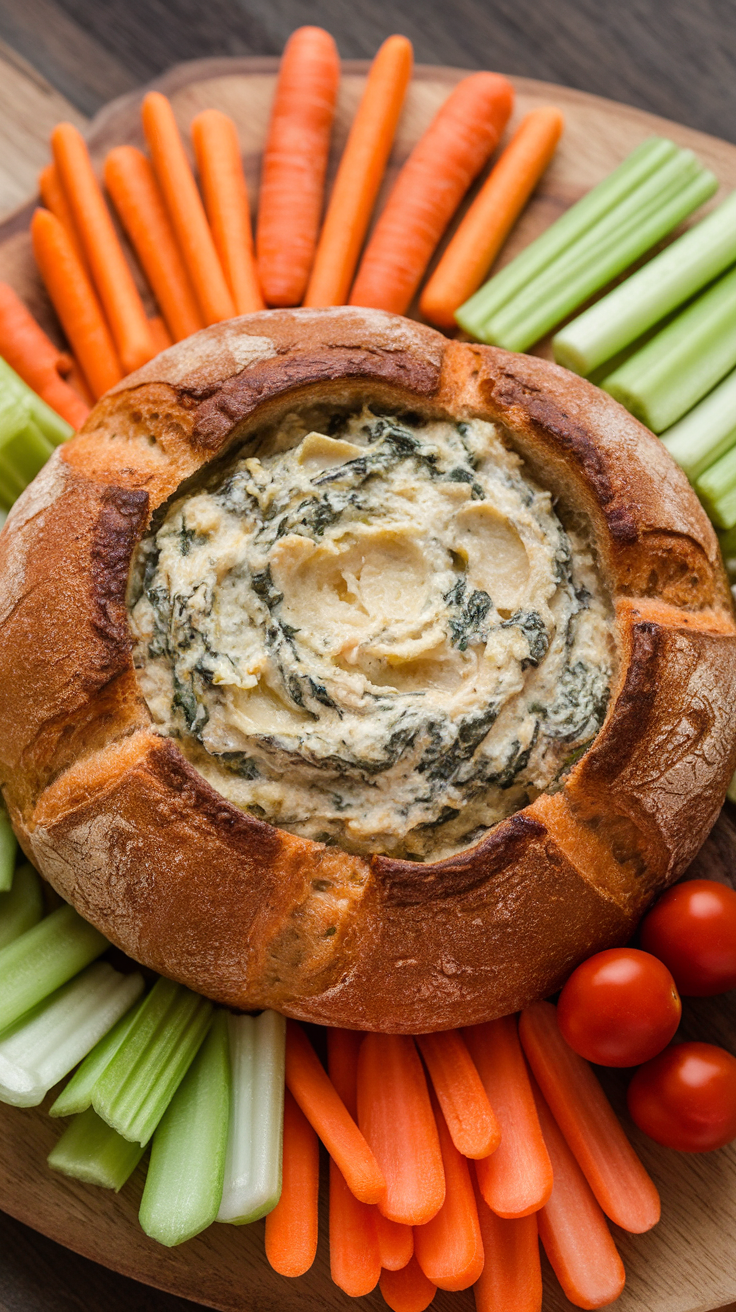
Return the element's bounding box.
[1,306,736,1032]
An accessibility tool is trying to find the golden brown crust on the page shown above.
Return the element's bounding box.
[1,307,735,1031]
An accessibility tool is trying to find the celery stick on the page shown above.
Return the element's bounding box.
[49,1106,145,1191]
[139,1009,230,1246]
[0,863,43,950]
[603,263,736,433]
[217,1010,285,1224]
[457,136,678,335]
[50,993,147,1118]
[0,904,108,1033]
[92,976,213,1146]
[555,187,736,375]
[0,358,73,447]
[484,148,704,338]
[0,804,17,893]
[0,963,144,1107]
[695,441,736,528]
[479,168,716,351]
[660,367,736,481]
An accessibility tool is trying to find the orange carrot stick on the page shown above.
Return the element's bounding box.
[285,1020,385,1206]
[0,282,89,428]
[104,145,204,343]
[376,1213,414,1271]
[191,109,265,316]
[256,26,340,306]
[472,1170,542,1312]
[303,34,413,307]
[264,1088,319,1277]
[463,1016,552,1218]
[31,208,122,400]
[519,1001,660,1234]
[357,1033,445,1226]
[419,106,564,327]
[66,359,95,409]
[141,91,235,326]
[380,1255,436,1312]
[350,71,514,315]
[148,315,172,353]
[38,162,89,275]
[413,1094,484,1292]
[51,123,156,374]
[532,1079,626,1309]
[327,1029,381,1297]
[416,1029,500,1159]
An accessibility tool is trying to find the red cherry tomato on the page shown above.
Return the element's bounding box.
[557,947,681,1067]
[640,879,736,996]
[628,1042,736,1152]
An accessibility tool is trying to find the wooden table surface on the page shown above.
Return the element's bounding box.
[1,1,736,1309]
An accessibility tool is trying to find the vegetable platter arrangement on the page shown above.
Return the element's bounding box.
[2,24,736,1312]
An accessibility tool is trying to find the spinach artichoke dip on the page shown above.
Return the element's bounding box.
[129,406,615,861]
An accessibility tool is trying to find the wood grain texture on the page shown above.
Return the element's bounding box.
[1,43,736,1312]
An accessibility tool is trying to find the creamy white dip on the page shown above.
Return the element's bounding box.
[129,407,615,860]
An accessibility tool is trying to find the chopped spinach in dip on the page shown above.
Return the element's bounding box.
[129,408,615,860]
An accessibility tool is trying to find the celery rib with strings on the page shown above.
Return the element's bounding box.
[0,903,108,1033]
[0,357,72,511]
[49,1107,146,1192]
[217,1010,286,1224]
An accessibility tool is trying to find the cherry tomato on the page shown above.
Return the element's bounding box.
[557,947,681,1066]
[628,1042,736,1152]
[640,879,736,996]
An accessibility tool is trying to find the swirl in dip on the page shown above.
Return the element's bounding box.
[129,406,615,860]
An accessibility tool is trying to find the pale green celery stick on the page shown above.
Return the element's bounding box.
[660,367,736,481]
[481,168,717,351]
[92,976,213,1145]
[0,963,144,1107]
[217,1010,285,1224]
[484,148,704,337]
[0,804,17,893]
[0,863,43,950]
[456,135,678,335]
[50,993,147,1117]
[554,187,736,375]
[48,1107,145,1191]
[139,1009,230,1246]
[0,357,72,446]
[695,441,736,528]
[0,903,108,1033]
[0,390,30,510]
[603,263,736,433]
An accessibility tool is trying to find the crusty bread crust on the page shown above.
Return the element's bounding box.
[1,307,735,1031]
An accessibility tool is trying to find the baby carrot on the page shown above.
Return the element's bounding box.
[31,209,122,399]
[141,91,235,325]
[357,1033,445,1226]
[463,1016,552,1218]
[0,282,89,428]
[285,1020,385,1206]
[416,1029,500,1159]
[380,1255,436,1312]
[191,109,265,316]
[533,1079,626,1309]
[256,26,340,306]
[51,123,156,374]
[304,34,413,306]
[519,1001,661,1234]
[420,106,564,327]
[472,1171,542,1312]
[414,1094,484,1292]
[350,71,514,315]
[104,146,204,342]
[264,1088,319,1277]
[38,162,89,275]
[327,1029,381,1297]
[66,360,95,409]
[376,1213,414,1271]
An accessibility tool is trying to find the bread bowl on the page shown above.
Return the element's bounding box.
[0,305,735,1032]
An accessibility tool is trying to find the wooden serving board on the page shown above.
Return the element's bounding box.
[1,55,736,1312]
